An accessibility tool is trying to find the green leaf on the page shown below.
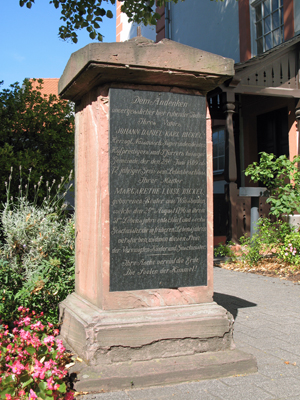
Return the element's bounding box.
[19,372,31,383]
[39,381,48,391]
[1,387,16,397]
[3,375,14,384]
[58,382,67,393]
[95,8,106,16]
[150,15,158,25]
[106,10,113,18]
[52,350,58,359]
[25,345,36,355]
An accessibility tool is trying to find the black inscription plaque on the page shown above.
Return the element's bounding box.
[109,88,207,291]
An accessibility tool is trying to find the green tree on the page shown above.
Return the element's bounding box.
[0,78,74,206]
[18,0,186,43]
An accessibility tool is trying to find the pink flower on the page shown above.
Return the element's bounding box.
[22,316,31,326]
[30,321,44,331]
[43,335,55,344]
[44,359,56,371]
[11,360,25,374]
[5,395,12,400]
[46,376,55,390]
[29,389,37,400]
[46,376,60,391]
[32,359,46,380]
[65,392,74,400]
[19,329,31,341]
[56,339,65,354]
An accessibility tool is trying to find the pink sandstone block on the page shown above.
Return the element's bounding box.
[74,84,213,311]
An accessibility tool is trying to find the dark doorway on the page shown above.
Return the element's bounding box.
[257,107,289,157]
[214,194,228,237]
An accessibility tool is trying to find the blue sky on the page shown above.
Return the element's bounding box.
[0,1,116,90]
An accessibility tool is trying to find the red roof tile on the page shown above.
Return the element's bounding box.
[30,78,59,97]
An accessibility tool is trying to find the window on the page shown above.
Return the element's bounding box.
[295,0,300,34]
[213,128,225,174]
[251,0,284,55]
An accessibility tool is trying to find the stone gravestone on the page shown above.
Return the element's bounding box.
[59,37,256,391]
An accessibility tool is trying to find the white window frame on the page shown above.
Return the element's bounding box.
[212,127,225,175]
[250,0,284,56]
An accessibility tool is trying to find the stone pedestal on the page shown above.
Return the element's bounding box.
[59,37,256,391]
[61,294,256,391]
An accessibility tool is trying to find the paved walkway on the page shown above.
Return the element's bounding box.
[79,267,300,400]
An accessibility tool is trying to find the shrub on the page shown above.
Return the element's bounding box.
[238,218,291,265]
[214,241,238,261]
[0,307,74,400]
[215,217,295,267]
[245,152,300,218]
[279,231,300,266]
[0,170,75,325]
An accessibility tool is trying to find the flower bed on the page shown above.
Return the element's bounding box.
[216,254,300,283]
[214,217,300,284]
[0,307,74,400]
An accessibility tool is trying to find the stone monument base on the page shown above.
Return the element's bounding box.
[59,294,257,391]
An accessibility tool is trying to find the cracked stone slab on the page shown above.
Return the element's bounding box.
[70,349,257,393]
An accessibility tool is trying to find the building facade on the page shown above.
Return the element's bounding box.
[116,0,300,245]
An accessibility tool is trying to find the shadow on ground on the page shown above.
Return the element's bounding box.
[213,292,257,319]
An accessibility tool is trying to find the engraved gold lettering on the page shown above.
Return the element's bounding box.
[139,118,156,126]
